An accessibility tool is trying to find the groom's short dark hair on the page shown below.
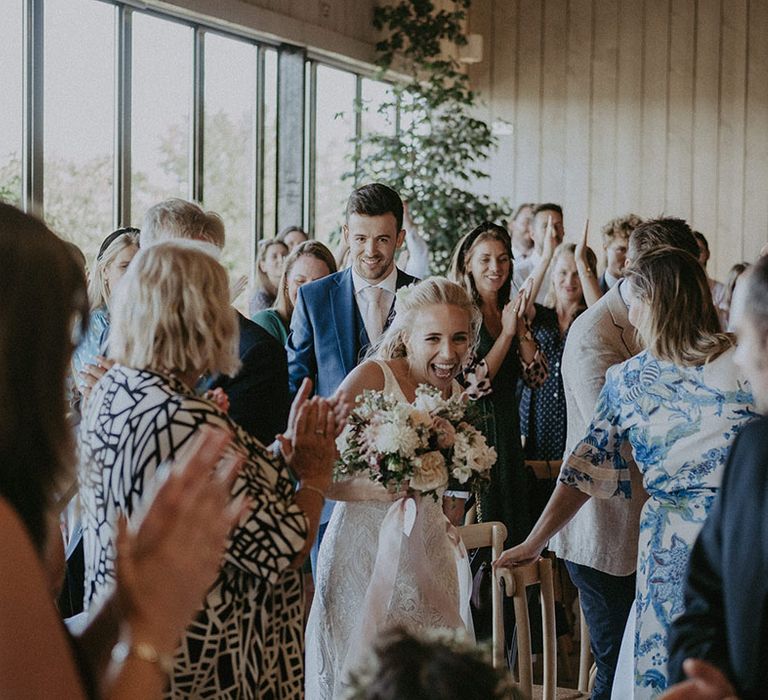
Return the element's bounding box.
[346,183,404,232]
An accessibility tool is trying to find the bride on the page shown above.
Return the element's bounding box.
[305,278,482,699]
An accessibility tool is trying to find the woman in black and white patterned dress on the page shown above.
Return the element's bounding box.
[79,241,335,699]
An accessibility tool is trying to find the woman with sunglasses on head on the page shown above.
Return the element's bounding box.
[72,227,140,398]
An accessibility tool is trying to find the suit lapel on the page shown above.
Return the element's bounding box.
[330,269,364,375]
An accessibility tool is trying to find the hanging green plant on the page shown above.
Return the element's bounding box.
[348,0,510,273]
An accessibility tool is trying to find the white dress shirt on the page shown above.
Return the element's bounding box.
[352,266,398,341]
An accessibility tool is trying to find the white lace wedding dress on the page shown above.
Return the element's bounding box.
[305,361,471,699]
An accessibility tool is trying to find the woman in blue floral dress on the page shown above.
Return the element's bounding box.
[495,247,755,698]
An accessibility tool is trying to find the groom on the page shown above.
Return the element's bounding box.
[287,182,418,572]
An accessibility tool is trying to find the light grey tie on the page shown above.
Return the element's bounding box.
[362,285,385,341]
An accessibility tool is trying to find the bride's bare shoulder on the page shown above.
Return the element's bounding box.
[336,359,387,400]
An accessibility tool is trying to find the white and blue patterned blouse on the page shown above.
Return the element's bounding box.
[560,346,755,698]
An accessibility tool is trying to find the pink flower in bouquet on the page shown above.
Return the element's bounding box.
[205,387,230,414]
[411,451,449,492]
[432,417,456,449]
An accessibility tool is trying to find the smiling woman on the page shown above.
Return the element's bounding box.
[305,277,481,699]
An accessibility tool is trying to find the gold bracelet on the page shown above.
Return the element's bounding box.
[111,640,174,676]
[299,484,326,503]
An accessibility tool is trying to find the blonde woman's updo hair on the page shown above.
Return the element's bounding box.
[624,246,733,366]
[110,241,240,378]
[373,277,482,361]
[87,229,140,311]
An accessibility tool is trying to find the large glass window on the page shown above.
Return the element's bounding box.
[44,0,114,255]
[0,0,22,207]
[313,64,356,243]
[262,49,278,238]
[203,32,256,294]
[131,13,193,224]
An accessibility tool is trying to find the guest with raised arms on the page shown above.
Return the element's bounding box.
[79,241,337,698]
[287,183,418,574]
[305,277,484,699]
[496,246,755,699]
[518,242,597,517]
[450,222,548,549]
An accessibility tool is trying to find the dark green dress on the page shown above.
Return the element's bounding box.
[476,325,544,547]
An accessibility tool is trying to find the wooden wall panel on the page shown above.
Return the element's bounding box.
[640,0,670,217]
[615,0,644,216]
[666,0,696,218]
[540,0,568,202]
[590,0,619,229]
[691,0,721,249]
[472,0,768,280]
[716,0,748,270]
[564,0,593,232]
[744,0,768,261]
[515,0,544,201]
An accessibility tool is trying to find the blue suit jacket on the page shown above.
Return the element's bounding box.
[286,267,417,398]
[667,416,768,699]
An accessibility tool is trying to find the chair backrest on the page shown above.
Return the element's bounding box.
[457,522,507,668]
[497,557,557,700]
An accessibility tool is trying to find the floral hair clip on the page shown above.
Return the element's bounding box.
[395,283,417,307]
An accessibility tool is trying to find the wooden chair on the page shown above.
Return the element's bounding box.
[577,600,597,695]
[457,521,507,668]
[497,557,588,700]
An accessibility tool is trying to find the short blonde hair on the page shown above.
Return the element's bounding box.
[373,277,482,361]
[110,241,240,377]
[601,213,643,245]
[141,198,226,249]
[624,246,732,366]
[87,230,140,311]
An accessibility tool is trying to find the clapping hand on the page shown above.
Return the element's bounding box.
[501,283,531,339]
[285,396,335,490]
[78,355,115,401]
[542,214,559,260]
[114,427,247,656]
[575,219,590,268]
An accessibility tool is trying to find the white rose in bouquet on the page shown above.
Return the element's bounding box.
[410,451,449,492]
[368,422,422,459]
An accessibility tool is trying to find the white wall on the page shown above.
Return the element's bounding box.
[468,0,768,279]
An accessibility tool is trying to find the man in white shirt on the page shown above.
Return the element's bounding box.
[510,202,536,263]
[513,203,565,302]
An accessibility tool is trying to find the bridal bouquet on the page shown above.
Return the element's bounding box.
[334,384,496,498]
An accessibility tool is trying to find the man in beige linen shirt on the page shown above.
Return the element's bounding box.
[552,218,700,700]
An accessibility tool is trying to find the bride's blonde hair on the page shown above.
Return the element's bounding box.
[372,277,482,361]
